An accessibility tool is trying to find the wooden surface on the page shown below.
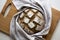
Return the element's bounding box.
[0,0,17,34]
[0,0,60,40]
[43,8,60,40]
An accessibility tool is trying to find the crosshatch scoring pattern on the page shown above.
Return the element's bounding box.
[18,8,45,35]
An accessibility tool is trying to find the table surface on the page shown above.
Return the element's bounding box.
[0,0,60,40]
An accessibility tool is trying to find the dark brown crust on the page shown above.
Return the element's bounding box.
[18,8,45,35]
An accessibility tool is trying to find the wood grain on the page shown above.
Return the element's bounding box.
[0,0,60,40]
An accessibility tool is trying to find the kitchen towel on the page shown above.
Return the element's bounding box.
[10,0,52,40]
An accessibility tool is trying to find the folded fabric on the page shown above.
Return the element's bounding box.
[10,0,52,40]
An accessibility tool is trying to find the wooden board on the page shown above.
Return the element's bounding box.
[0,1,17,35]
[0,0,60,40]
[43,8,60,40]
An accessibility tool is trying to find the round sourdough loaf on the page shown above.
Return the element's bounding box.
[18,8,45,35]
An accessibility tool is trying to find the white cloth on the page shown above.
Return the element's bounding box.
[10,0,52,40]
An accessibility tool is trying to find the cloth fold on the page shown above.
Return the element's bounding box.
[10,0,52,40]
